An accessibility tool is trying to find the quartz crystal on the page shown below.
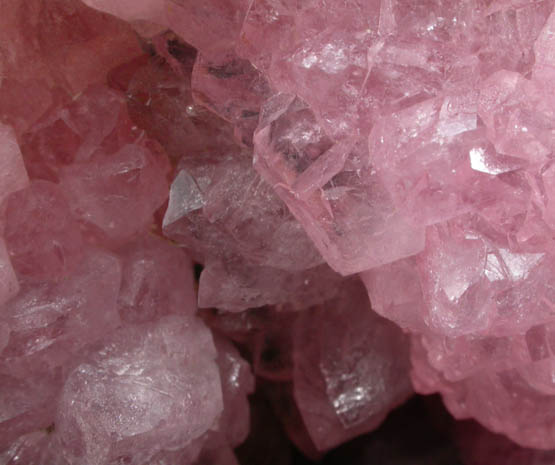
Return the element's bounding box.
[3,181,84,280]
[54,316,221,464]
[0,123,29,204]
[3,0,555,463]
[203,279,412,456]
[289,279,412,452]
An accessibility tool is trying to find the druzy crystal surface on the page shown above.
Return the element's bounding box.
[3,0,555,463]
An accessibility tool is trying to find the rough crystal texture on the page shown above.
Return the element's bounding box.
[213,335,255,447]
[117,234,196,323]
[18,84,170,245]
[0,248,122,376]
[254,98,425,274]
[53,316,222,465]
[202,279,412,456]
[191,49,272,145]
[3,181,84,280]
[0,0,142,135]
[0,368,63,451]
[164,154,322,273]
[0,1,263,464]
[290,279,412,452]
[198,260,342,311]
[7,0,555,462]
[364,211,555,447]
[58,139,168,245]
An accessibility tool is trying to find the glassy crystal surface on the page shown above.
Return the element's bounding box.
[4,0,555,462]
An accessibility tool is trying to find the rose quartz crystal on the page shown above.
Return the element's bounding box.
[0,0,142,135]
[0,248,122,377]
[213,335,255,448]
[3,181,84,280]
[6,0,555,462]
[191,49,272,145]
[201,279,412,457]
[0,238,19,309]
[0,369,63,451]
[121,38,345,311]
[117,234,196,323]
[254,96,425,274]
[53,316,222,465]
[0,123,29,203]
[364,212,555,447]
[288,279,412,453]
[83,0,250,54]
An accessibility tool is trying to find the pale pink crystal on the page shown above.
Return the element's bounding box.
[144,335,254,465]
[117,234,196,323]
[7,0,555,461]
[3,181,83,280]
[54,315,223,465]
[418,220,555,337]
[0,123,29,204]
[213,335,255,447]
[164,154,321,272]
[155,63,342,310]
[368,101,530,227]
[202,280,412,454]
[82,0,251,53]
[59,142,168,243]
[80,0,169,27]
[533,7,555,85]
[366,216,555,343]
[286,279,411,452]
[242,1,480,137]
[0,369,62,451]
[21,84,170,182]
[478,70,555,165]
[0,239,19,308]
[198,260,342,312]
[0,248,121,377]
[254,97,424,274]
[164,0,250,54]
[364,206,555,448]
[411,334,555,450]
[361,257,428,333]
[192,49,272,145]
[162,147,341,310]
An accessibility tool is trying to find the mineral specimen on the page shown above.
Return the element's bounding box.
[288,279,412,453]
[3,0,555,463]
[54,316,222,465]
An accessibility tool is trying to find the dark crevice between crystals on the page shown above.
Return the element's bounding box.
[236,394,465,465]
[194,262,204,283]
[167,39,197,64]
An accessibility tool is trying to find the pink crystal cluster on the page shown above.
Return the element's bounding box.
[2,0,555,463]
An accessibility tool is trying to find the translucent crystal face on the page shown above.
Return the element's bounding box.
[3,0,555,462]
